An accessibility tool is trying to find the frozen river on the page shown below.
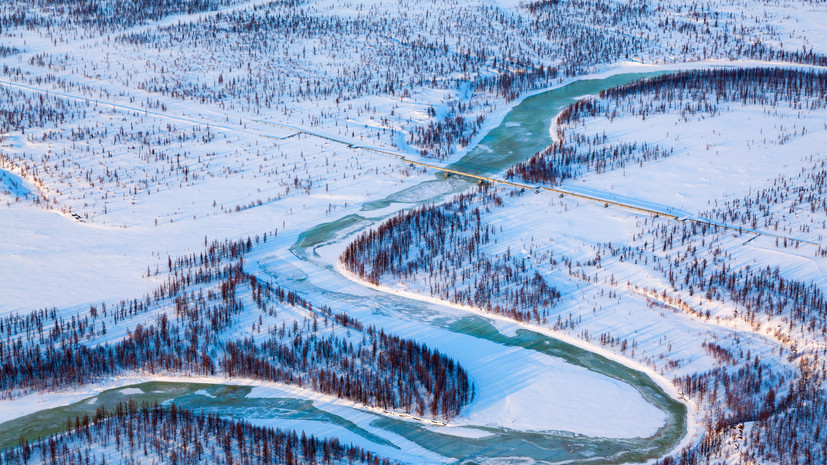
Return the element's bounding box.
[0,71,688,464]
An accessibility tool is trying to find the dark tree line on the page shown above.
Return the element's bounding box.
[0,401,397,465]
[0,234,473,420]
[342,186,560,324]
[507,138,674,184]
[676,260,827,336]
[0,46,20,58]
[223,322,472,419]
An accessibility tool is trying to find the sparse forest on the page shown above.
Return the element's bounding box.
[571,71,827,465]
[4,0,827,463]
[5,0,827,163]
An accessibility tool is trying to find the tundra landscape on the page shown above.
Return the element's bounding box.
[1,1,827,464]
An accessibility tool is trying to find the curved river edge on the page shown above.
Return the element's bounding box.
[334,263,696,462]
[271,64,757,462]
[280,60,827,460]
[0,65,695,464]
[10,60,817,461]
[292,60,827,460]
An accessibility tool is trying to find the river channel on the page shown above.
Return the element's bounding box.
[1,71,687,464]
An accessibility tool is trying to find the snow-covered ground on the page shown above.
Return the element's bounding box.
[342,68,827,463]
[3,0,827,464]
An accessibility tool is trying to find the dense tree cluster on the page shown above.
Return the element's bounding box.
[0,234,472,420]
[507,137,674,184]
[223,321,472,419]
[0,401,396,465]
[509,67,827,184]
[0,46,20,58]
[342,186,560,323]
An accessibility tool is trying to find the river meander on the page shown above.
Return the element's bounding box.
[267,70,688,463]
[0,71,688,464]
